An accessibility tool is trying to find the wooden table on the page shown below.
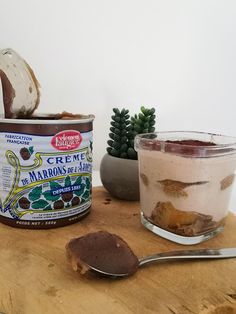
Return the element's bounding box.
[0,187,236,314]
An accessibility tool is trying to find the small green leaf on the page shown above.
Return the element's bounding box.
[43,190,60,201]
[150,115,156,121]
[120,129,127,135]
[120,152,128,158]
[110,148,120,157]
[107,140,113,147]
[28,146,34,155]
[134,125,141,132]
[109,133,115,140]
[74,183,85,196]
[149,127,155,132]
[82,189,90,200]
[85,178,91,190]
[120,123,126,129]
[32,199,49,209]
[112,108,119,114]
[129,139,134,148]
[127,147,137,160]
[120,143,128,152]
[135,119,142,126]
[141,106,148,115]
[121,108,127,115]
[150,108,155,115]
[138,113,145,120]
[50,181,62,190]
[73,176,82,186]
[145,109,151,116]
[114,116,120,122]
[112,141,121,149]
[44,205,52,211]
[113,134,120,141]
[65,176,71,187]
[114,128,120,135]
[107,147,112,154]
[120,136,128,143]
[29,186,42,201]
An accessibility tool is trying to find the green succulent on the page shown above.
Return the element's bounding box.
[106,106,156,160]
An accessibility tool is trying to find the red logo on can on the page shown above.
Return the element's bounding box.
[51,130,82,151]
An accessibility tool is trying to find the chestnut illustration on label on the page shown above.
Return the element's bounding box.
[18,197,30,209]
[62,191,73,202]
[1,147,92,219]
[20,146,34,160]
[72,196,80,206]
[53,200,65,210]
[13,175,91,214]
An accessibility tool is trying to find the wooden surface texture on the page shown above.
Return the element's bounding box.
[0,187,236,314]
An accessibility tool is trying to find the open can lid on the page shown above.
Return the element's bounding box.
[0,48,40,119]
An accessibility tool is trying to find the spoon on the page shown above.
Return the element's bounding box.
[66,231,236,278]
[89,247,236,278]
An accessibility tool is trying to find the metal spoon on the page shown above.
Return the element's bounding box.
[85,247,236,278]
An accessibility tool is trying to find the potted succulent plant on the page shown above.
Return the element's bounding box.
[100,106,156,200]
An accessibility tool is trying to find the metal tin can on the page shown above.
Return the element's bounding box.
[0,115,94,228]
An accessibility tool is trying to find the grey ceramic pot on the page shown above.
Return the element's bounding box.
[100,154,140,201]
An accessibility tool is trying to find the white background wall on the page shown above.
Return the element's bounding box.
[0,0,236,169]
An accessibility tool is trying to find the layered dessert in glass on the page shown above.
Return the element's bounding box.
[135,131,236,244]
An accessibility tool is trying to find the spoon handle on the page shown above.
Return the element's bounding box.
[138,248,236,267]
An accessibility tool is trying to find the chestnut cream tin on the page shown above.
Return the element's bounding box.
[0,115,94,228]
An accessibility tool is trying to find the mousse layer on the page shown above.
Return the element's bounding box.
[138,147,236,236]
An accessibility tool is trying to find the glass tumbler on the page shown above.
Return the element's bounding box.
[135,131,236,245]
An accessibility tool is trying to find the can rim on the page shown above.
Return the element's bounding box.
[0,114,95,124]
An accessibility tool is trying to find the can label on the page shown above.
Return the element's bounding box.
[0,130,93,225]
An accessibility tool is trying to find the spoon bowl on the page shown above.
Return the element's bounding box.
[66,231,236,278]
